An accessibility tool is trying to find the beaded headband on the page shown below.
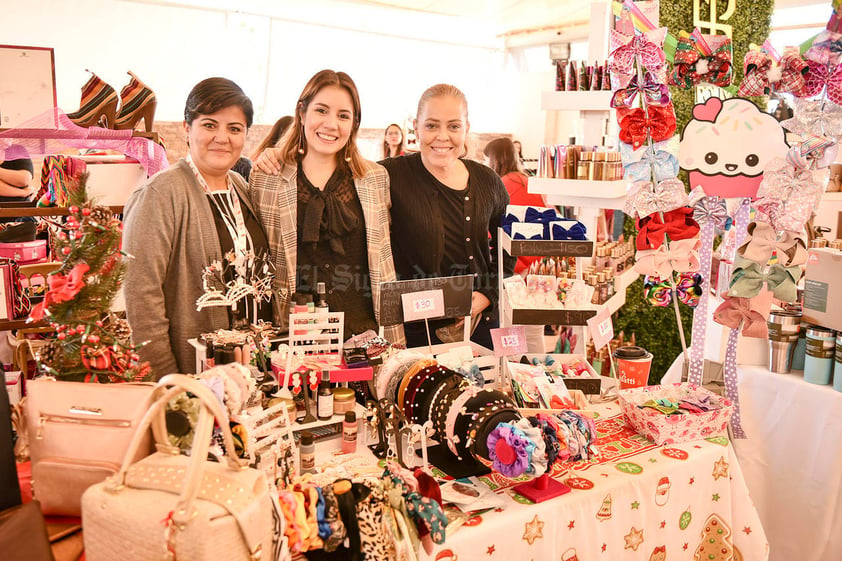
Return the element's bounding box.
[426,375,467,436]
[396,359,437,405]
[446,389,514,458]
[376,349,425,400]
[404,365,451,424]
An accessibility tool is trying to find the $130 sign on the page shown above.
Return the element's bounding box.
[401,289,445,322]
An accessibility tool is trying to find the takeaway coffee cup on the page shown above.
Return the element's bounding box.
[613,346,653,389]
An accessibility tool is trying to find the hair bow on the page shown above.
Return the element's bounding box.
[550,220,587,240]
[729,255,802,303]
[623,178,688,219]
[617,105,676,148]
[669,35,733,89]
[524,207,559,224]
[737,222,807,267]
[644,272,702,307]
[610,72,671,108]
[738,48,808,97]
[781,97,842,140]
[800,60,842,106]
[805,30,842,66]
[688,187,731,230]
[754,157,822,233]
[712,296,769,338]
[621,141,679,182]
[609,28,668,87]
[785,135,838,170]
[634,238,701,278]
[636,207,700,251]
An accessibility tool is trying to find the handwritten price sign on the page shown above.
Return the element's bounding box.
[490,326,529,357]
[401,289,445,322]
[586,307,614,350]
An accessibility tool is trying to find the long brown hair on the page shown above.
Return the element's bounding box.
[250,115,293,159]
[382,123,404,159]
[483,137,521,177]
[276,70,367,178]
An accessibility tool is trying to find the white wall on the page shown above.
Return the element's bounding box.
[3,0,564,160]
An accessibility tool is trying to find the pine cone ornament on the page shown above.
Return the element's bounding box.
[83,206,113,228]
[112,317,133,342]
[36,340,61,367]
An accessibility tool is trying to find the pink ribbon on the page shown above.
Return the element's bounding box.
[799,60,842,105]
[713,296,769,338]
[634,237,701,278]
[609,28,668,87]
[754,156,822,233]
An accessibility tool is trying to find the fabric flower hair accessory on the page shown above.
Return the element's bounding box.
[486,422,533,478]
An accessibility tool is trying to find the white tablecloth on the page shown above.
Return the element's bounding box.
[420,401,768,561]
[663,361,842,561]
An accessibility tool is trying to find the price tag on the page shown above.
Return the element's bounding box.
[401,289,445,322]
[586,307,614,351]
[490,326,529,357]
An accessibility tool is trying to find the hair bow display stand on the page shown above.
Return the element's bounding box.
[513,473,572,503]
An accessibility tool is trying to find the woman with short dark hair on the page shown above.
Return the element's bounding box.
[123,77,270,377]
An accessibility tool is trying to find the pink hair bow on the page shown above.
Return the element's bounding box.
[712,296,769,338]
[805,30,842,66]
[754,157,822,233]
[609,28,668,87]
[738,48,808,97]
[785,135,838,170]
[781,97,842,140]
[736,221,808,267]
[623,178,688,219]
[634,237,701,278]
[688,187,731,230]
[610,72,671,108]
[799,60,842,105]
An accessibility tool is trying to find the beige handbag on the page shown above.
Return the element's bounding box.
[82,374,276,561]
[25,378,156,516]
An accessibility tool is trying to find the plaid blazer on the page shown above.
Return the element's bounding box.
[249,160,405,344]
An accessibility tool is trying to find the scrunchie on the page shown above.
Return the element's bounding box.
[486,422,532,478]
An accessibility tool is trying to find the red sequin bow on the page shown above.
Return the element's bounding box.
[800,60,842,106]
[617,105,676,148]
[669,35,733,89]
[636,207,700,251]
[738,48,808,97]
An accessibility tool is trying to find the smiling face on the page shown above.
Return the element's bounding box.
[184,105,247,183]
[301,84,354,160]
[385,125,403,147]
[415,94,469,171]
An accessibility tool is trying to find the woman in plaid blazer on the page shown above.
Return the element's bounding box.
[249,70,404,344]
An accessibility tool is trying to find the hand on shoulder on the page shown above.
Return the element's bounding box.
[253,147,283,175]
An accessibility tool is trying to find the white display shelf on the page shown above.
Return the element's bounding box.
[500,231,593,258]
[541,91,613,112]
[602,268,639,315]
[527,178,629,210]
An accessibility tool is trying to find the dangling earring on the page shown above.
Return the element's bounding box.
[344,144,352,163]
[297,125,305,155]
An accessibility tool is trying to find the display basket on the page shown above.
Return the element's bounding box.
[618,383,733,445]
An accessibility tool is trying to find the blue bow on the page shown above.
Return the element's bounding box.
[524,207,560,224]
[621,143,679,182]
[551,221,588,240]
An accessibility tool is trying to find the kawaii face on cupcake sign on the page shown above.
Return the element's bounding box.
[679,97,789,199]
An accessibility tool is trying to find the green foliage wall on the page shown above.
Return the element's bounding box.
[615,0,774,382]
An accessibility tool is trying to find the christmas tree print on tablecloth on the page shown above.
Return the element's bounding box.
[693,513,734,561]
[30,173,150,382]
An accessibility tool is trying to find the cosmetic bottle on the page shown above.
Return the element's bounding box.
[299,432,315,474]
[342,411,358,454]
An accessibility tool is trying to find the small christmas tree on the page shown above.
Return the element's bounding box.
[31,172,150,383]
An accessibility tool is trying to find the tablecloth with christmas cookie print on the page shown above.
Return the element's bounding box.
[420,401,768,561]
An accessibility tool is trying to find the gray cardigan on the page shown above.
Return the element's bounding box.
[123,159,255,377]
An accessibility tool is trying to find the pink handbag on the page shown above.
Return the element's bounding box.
[81,374,276,561]
[25,379,156,516]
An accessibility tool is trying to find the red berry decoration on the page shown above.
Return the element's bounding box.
[62,247,71,255]
[57,333,66,340]
[82,208,92,216]
[69,205,79,213]
[88,334,100,344]
[96,320,103,327]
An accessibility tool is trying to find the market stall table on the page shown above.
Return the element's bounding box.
[664,360,842,561]
[420,399,768,561]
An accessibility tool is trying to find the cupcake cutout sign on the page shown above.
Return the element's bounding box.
[679,97,788,199]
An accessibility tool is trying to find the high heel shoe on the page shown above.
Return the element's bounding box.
[66,70,118,128]
[114,71,157,132]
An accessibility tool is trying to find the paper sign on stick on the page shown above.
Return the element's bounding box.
[401,289,445,322]
[587,307,614,350]
[490,326,529,357]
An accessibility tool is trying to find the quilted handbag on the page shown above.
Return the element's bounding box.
[81,374,276,561]
[25,378,156,516]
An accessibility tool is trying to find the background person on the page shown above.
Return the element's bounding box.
[382,123,405,159]
[379,84,514,349]
[250,70,403,343]
[123,77,270,377]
